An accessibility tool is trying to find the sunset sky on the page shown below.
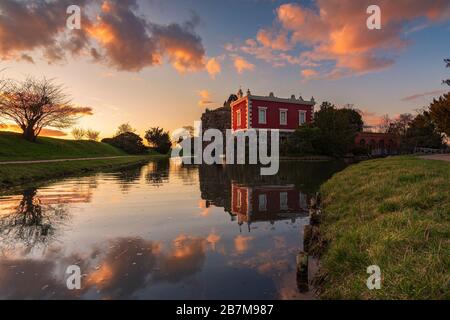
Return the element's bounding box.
[0,0,449,138]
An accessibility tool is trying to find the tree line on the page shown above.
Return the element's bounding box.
[284,59,449,157]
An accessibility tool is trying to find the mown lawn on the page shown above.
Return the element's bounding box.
[0,131,127,161]
[317,156,449,299]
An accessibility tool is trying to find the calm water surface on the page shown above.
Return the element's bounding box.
[0,159,347,300]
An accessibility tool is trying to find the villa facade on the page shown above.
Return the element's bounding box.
[231,90,316,133]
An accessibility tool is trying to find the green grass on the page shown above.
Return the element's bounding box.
[0,155,167,193]
[317,156,449,299]
[0,131,127,161]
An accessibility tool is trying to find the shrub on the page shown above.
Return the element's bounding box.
[72,127,86,140]
[102,132,146,154]
[86,129,100,141]
[145,127,172,154]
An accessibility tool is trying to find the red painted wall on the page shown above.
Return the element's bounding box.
[232,185,308,217]
[232,99,248,131]
[250,99,313,130]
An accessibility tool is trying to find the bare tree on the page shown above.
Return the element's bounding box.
[0,77,92,142]
[86,129,100,141]
[378,114,391,133]
[116,123,135,136]
[72,127,86,140]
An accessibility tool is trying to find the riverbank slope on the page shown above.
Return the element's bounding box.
[0,131,128,161]
[0,131,167,191]
[317,156,449,299]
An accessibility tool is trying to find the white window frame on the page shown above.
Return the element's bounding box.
[299,110,306,125]
[280,192,288,210]
[258,107,267,124]
[259,194,267,211]
[279,109,288,125]
[236,110,241,126]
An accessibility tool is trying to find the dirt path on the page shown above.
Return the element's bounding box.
[0,156,138,165]
[419,154,450,162]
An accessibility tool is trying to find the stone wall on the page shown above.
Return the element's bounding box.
[201,106,231,137]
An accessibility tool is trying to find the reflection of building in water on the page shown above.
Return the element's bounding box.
[198,165,232,215]
[231,182,309,229]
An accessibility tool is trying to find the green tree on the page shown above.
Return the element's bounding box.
[319,101,335,111]
[145,127,172,154]
[428,92,450,137]
[102,132,146,154]
[285,125,322,155]
[313,105,363,156]
[405,111,444,149]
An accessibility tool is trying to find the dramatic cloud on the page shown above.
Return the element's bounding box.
[236,0,450,78]
[233,56,255,74]
[0,0,209,74]
[0,0,89,61]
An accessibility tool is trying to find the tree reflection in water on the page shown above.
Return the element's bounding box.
[0,188,69,252]
[145,159,169,186]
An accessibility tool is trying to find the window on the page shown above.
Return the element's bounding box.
[259,194,267,211]
[280,192,288,210]
[258,107,267,124]
[279,109,287,125]
[299,110,306,125]
[236,110,241,126]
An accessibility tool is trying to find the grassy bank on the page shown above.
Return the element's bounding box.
[0,131,128,161]
[317,156,449,299]
[0,155,167,192]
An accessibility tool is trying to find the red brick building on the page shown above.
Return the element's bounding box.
[355,132,400,155]
[231,89,316,133]
[231,182,309,228]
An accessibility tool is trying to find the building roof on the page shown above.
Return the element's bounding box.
[231,92,316,108]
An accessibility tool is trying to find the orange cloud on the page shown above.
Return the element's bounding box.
[243,0,450,78]
[206,57,222,79]
[0,124,67,137]
[359,109,388,128]
[233,56,255,74]
[198,90,214,107]
[0,0,207,74]
[301,69,318,79]
[256,29,291,51]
